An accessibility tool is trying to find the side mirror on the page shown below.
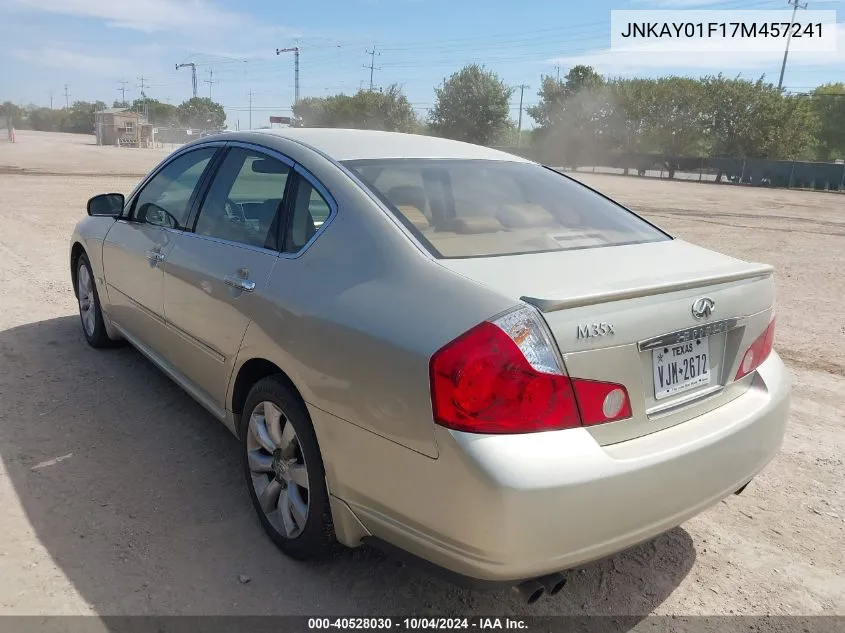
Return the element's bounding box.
[87,193,124,217]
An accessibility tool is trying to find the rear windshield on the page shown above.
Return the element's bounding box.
[342,159,670,259]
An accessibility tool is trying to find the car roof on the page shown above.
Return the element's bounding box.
[245,128,532,163]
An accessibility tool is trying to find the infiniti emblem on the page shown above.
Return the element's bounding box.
[691,297,715,319]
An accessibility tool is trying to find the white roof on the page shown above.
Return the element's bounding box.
[252,128,531,163]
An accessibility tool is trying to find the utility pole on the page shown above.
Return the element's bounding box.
[138,75,147,119]
[778,0,808,90]
[176,62,198,98]
[117,79,128,104]
[204,69,217,99]
[48,91,53,109]
[276,46,301,112]
[555,63,561,83]
[63,84,70,108]
[516,83,530,147]
[248,90,254,130]
[364,46,381,91]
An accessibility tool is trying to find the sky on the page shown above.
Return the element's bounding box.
[0,0,842,129]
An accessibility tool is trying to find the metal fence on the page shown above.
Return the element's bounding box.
[495,148,845,193]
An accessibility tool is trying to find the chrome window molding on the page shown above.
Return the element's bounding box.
[123,140,228,214]
[276,137,435,261]
[177,231,280,257]
[208,140,339,260]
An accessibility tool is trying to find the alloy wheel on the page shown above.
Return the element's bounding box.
[77,262,96,337]
[246,400,310,538]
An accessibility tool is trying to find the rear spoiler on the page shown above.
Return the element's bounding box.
[521,264,774,313]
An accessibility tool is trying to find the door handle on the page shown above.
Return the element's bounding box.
[224,275,256,292]
[145,249,165,264]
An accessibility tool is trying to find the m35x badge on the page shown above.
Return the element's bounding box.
[577,322,615,339]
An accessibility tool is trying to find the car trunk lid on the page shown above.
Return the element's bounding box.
[438,239,776,444]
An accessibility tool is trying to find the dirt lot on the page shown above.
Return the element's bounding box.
[0,131,842,618]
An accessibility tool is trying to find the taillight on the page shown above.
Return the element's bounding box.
[735,318,776,380]
[429,306,631,434]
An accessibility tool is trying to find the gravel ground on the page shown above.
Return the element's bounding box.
[0,131,842,618]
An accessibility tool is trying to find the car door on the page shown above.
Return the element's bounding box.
[102,146,219,353]
[161,145,292,409]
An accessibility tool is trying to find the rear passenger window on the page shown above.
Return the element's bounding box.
[194,148,290,250]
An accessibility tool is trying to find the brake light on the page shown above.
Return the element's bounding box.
[735,318,776,380]
[429,306,632,434]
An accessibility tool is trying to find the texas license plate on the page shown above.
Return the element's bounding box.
[652,337,711,400]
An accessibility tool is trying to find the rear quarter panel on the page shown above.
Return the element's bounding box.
[230,151,517,458]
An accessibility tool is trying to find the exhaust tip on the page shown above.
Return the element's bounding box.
[537,572,568,597]
[512,580,545,604]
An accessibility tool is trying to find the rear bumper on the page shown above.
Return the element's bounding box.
[314,352,791,583]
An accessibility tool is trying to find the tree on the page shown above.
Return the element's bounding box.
[1,101,26,128]
[28,107,64,132]
[527,65,605,130]
[177,97,226,129]
[63,101,106,134]
[701,75,814,159]
[132,98,178,126]
[810,83,845,161]
[527,65,611,166]
[644,77,706,158]
[113,100,130,109]
[429,64,514,144]
[292,85,419,132]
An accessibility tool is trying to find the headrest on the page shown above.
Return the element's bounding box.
[386,185,427,212]
[436,217,503,234]
[397,205,430,231]
[498,204,557,228]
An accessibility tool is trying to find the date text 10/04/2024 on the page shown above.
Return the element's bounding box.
[307,618,529,630]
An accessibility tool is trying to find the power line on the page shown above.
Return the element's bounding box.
[364,46,381,91]
[778,0,809,90]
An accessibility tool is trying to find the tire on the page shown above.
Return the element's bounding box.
[241,376,335,560]
[75,253,113,349]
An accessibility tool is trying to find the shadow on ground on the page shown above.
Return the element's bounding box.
[0,316,695,618]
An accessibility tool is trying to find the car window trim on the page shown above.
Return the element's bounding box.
[540,164,673,241]
[122,143,225,228]
[123,140,227,211]
[161,140,337,259]
[278,165,337,259]
[183,144,231,232]
[271,134,435,261]
[186,144,296,253]
[220,140,338,260]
